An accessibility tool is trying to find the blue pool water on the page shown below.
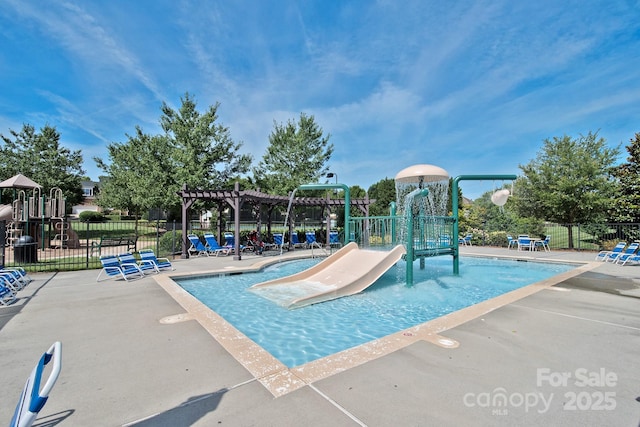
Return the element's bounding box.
[175,256,574,368]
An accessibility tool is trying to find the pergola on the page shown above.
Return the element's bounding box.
[177,182,373,260]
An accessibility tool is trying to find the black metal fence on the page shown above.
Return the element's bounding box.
[2,218,639,272]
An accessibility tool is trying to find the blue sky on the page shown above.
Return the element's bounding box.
[1,1,639,199]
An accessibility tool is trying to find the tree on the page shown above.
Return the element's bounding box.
[514,131,620,248]
[95,93,252,217]
[95,128,174,218]
[253,113,333,195]
[160,93,252,191]
[0,124,85,206]
[367,178,396,216]
[610,132,640,222]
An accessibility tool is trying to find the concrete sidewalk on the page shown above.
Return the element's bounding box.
[1,247,639,426]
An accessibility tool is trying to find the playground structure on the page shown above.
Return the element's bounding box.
[252,165,518,307]
[293,165,518,285]
[0,174,78,251]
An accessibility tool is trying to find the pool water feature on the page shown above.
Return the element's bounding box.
[175,256,575,368]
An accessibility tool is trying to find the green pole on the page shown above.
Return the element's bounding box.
[452,174,517,274]
[298,183,351,246]
[404,188,429,286]
[389,201,396,245]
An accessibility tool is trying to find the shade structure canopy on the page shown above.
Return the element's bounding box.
[0,173,42,189]
[394,164,449,184]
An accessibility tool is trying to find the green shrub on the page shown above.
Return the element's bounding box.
[79,211,106,223]
[159,230,183,255]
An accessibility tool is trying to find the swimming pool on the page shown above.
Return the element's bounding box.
[175,256,575,368]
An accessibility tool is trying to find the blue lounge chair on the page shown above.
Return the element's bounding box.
[0,271,26,292]
[273,233,284,250]
[305,232,321,249]
[507,235,517,250]
[595,242,626,262]
[1,265,32,286]
[0,279,17,306]
[223,233,246,253]
[11,341,62,427]
[139,250,175,271]
[291,233,306,248]
[613,242,639,264]
[329,231,341,248]
[619,252,640,266]
[96,255,145,282]
[203,234,231,257]
[118,253,157,274]
[187,234,210,257]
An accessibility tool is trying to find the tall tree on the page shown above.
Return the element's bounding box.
[253,113,333,195]
[610,132,640,222]
[160,93,251,191]
[0,124,85,206]
[95,128,174,218]
[514,131,620,248]
[367,178,396,216]
[95,94,252,217]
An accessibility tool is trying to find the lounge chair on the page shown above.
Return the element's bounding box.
[291,233,306,248]
[11,341,62,427]
[612,242,639,264]
[139,249,175,271]
[507,235,517,250]
[329,231,341,248]
[187,234,210,257]
[272,233,284,250]
[96,255,145,282]
[618,251,640,266]
[1,265,32,286]
[517,236,533,251]
[203,234,231,256]
[118,253,157,274]
[305,232,322,249]
[223,233,246,253]
[0,271,26,292]
[595,242,626,262]
[0,279,17,306]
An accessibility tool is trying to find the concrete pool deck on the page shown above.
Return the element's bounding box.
[1,246,639,426]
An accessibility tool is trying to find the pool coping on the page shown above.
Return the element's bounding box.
[153,254,601,397]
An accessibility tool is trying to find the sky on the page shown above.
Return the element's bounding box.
[1,1,639,199]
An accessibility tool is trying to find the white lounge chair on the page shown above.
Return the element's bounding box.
[595,242,626,262]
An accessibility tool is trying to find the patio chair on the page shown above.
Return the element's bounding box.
[223,233,246,252]
[459,234,473,246]
[187,234,210,257]
[618,251,640,266]
[203,234,231,256]
[1,265,33,286]
[0,279,17,306]
[534,236,551,252]
[118,253,157,275]
[329,231,342,248]
[507,235,517,250]
[96,255,145,282]
[0,271,27,292]
[595,242,626,262]
[272,233,284,250]
[517,236,533,251]
[291,233,306,248]
[139,249,175,271]
[612,242,639,264]
[11,341,62,427]
[305,231,322,249]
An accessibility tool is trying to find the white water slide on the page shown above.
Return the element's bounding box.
[250,242,406,309]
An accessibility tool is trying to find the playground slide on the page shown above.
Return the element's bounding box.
[250,242,406,309]
[0,204,12,221]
